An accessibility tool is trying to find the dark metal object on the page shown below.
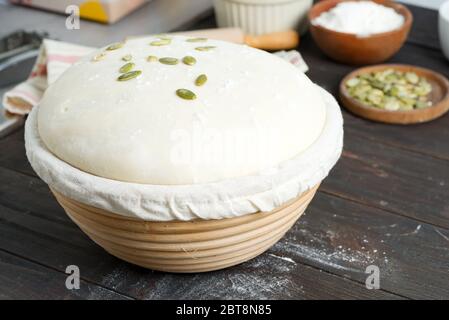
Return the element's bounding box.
[0,29,47,62]
[0,111,23,138]
[0,30,48,136]
[0,30,48,87]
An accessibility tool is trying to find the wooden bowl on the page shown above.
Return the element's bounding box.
[50,184,319,273]
[340,64,449,124]
[308,0,413,65]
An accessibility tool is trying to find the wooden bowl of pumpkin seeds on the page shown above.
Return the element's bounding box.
[340,64,449,124]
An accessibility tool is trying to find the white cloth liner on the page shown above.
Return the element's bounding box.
[25,86,343,221]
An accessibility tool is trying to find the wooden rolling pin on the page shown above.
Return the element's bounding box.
[176,28,300,50]
[129,28,299,50]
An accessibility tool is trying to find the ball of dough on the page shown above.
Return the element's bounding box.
[38,36,326,185]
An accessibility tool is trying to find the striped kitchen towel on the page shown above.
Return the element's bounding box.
[2,39,308,115]
[2,39,94,115]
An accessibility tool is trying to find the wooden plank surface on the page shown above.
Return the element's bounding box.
[406,4,441,50]
[0,169,401,299]
[0,249,131,300]
[322,134,449,228]
[302,36,449,162]
[1,163,447,298]
[0,3,448,299]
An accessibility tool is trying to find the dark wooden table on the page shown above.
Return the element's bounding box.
[1,3,448,300]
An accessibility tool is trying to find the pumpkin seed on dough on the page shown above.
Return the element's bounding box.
[186,37,208,43]
[106,42,124,50]
[176,89,197,100]
[147,55,158,62]
[195,46,216,51]
[182,56,197,66]
[195,74,207,86]
[159,57,179,65]
[117,70,142,81]
[119,62,135,73]
[122,54,132,61]
[150,39,171,46]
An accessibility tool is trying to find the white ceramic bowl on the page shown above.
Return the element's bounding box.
[439,0,449,61]
[213,0,313,35]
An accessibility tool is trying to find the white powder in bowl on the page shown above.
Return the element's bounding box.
[312,1,405,37]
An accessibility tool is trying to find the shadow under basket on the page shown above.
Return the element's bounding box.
[51,184,319,273]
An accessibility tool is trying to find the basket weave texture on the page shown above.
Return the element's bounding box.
[51,184,319,273]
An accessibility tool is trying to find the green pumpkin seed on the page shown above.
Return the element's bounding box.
[122,54,132,61]
[384,98,400,111]
[346,78,360,87]
[147,55,158,62]
[119,62,135,73]
[150,39,171,46]
[399,101,414,110]
[182,56,196,66]
[176,89,196,100]
[195,74,207,86]
[186,37,208,43]
[346,69,433,111]
[416,100,431,109]
[117,70,142,81]
[159,57,179,65]
[106,42,124,50]
[405,72,419,84]
[195,46,216,51]
[92,52,106,62]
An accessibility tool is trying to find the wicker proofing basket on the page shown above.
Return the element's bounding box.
[50,184,319,273]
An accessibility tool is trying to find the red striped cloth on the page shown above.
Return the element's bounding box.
[2,39,94,115]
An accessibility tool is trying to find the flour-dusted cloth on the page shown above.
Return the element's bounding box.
[2,39,307,115]
[2,39,94,115]
[274,50,309,73]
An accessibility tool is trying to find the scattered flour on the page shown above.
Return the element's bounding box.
[400,224,422,236]
[434,228,449,242]
[268,253,296,264]
[144,255,302,299]
[101,265,128,290]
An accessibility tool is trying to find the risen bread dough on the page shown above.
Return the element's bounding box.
[38,36,326,185]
